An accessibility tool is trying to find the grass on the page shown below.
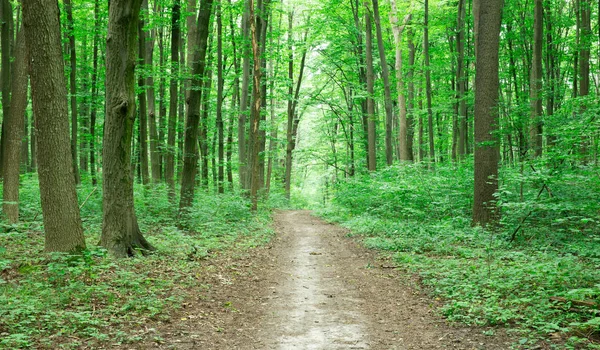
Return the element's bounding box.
[316,161,600,349]
[0,174,275,349]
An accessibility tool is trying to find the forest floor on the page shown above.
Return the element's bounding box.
[124,210,517,349]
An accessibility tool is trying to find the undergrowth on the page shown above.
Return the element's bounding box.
[0,174,275,349]
[317,161,600,349]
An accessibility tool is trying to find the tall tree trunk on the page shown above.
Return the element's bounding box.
[371,0,394,166]
[0,0,12,179]
[101,0,154,257]
[284,12,309,199]
[364,1,377,171]
[179,0,213,212]
[424,0,435,164]
[472,0,503,226]
[23,0,86,252]
[138,19,150,185]
[2,30,28,224]
[390,2,410,161]
[89,0,100,186]
[238,0,250,189]
[248,0,262,210]
[200,63,213,189]
[456,0,467,159]
[216,0,225,194]
[158,27,167,178]
[21,111,29,173]
[529,0,543,157]
[407,22,415,161]
[144,0,161,182]
[166,0,181,197]
[64,0,81,185]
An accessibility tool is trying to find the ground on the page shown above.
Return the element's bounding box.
[125,210,515,349]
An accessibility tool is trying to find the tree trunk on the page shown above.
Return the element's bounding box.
[371,0,393,166]
[179,0,213,212]
[89,0,100,186]
[529,0,543,157]
[472,0,503,227]
[238,0,250,190]
[101,0,154,257]
[0,0,12,179]
[2,30,27,224]
[200,63,213,189]
[249,0,262,210]
[456,0,467,159]
[23,0,86,252]
[424,0,435,164]
[364,1,377,171]
[284,12,309,199]
[144,0,161,182]
[64,0,81,185]
[216,1,225,194]
[137,19,150,185]
[407,23,415,161]
[390,2,410,161]
[166,0,181,197]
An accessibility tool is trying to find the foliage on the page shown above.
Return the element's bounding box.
[317,161,600,349]
[0,176,274,349]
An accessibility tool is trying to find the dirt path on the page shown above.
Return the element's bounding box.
[133,210,513,349]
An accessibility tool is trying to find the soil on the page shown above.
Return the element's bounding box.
[126,210,516,349]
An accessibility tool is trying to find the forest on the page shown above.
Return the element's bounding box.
[0,0,599,348]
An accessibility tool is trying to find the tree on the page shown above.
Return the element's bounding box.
[179,0,213,211]
[364,1,376,171]
[371,0,393,166]
[0,0,12,179]
[529,0,543,157]
[101,0,154,257]
[424,0,435,163]
[472,0,503,226]
[216,0,225,194]
[390,2,410,161]
[65,0,81,184]
[248,0,262,210]
[23,0,86,252]
[2,30,28,224]
[166,0,181,196]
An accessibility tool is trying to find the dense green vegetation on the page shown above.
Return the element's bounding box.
[0,177,276,348]
[316,161,600,348]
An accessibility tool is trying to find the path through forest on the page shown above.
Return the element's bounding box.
[132,211,513,349]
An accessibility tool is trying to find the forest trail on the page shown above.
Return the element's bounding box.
[132,211,512,349]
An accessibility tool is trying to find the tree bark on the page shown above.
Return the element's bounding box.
[456,0,467,159]
[424,0,435,164]
[371,0,393,166]
[2,30,28,224]
[179,0,213,212]
[0,0,12,179]
[529,0,543,157]
[64,0,81,185]
[238,0,250,189]
[90,0,100,186]
[390,2,410,161]
[137,19,150,185]
[472,0,503,227]
[216,0,225,194]
[249,0,262,210]
[23,0,86,252]
[101,0,154,257]
[364,1,377,171]
[166,0,181,196]
[144,0,161,182]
